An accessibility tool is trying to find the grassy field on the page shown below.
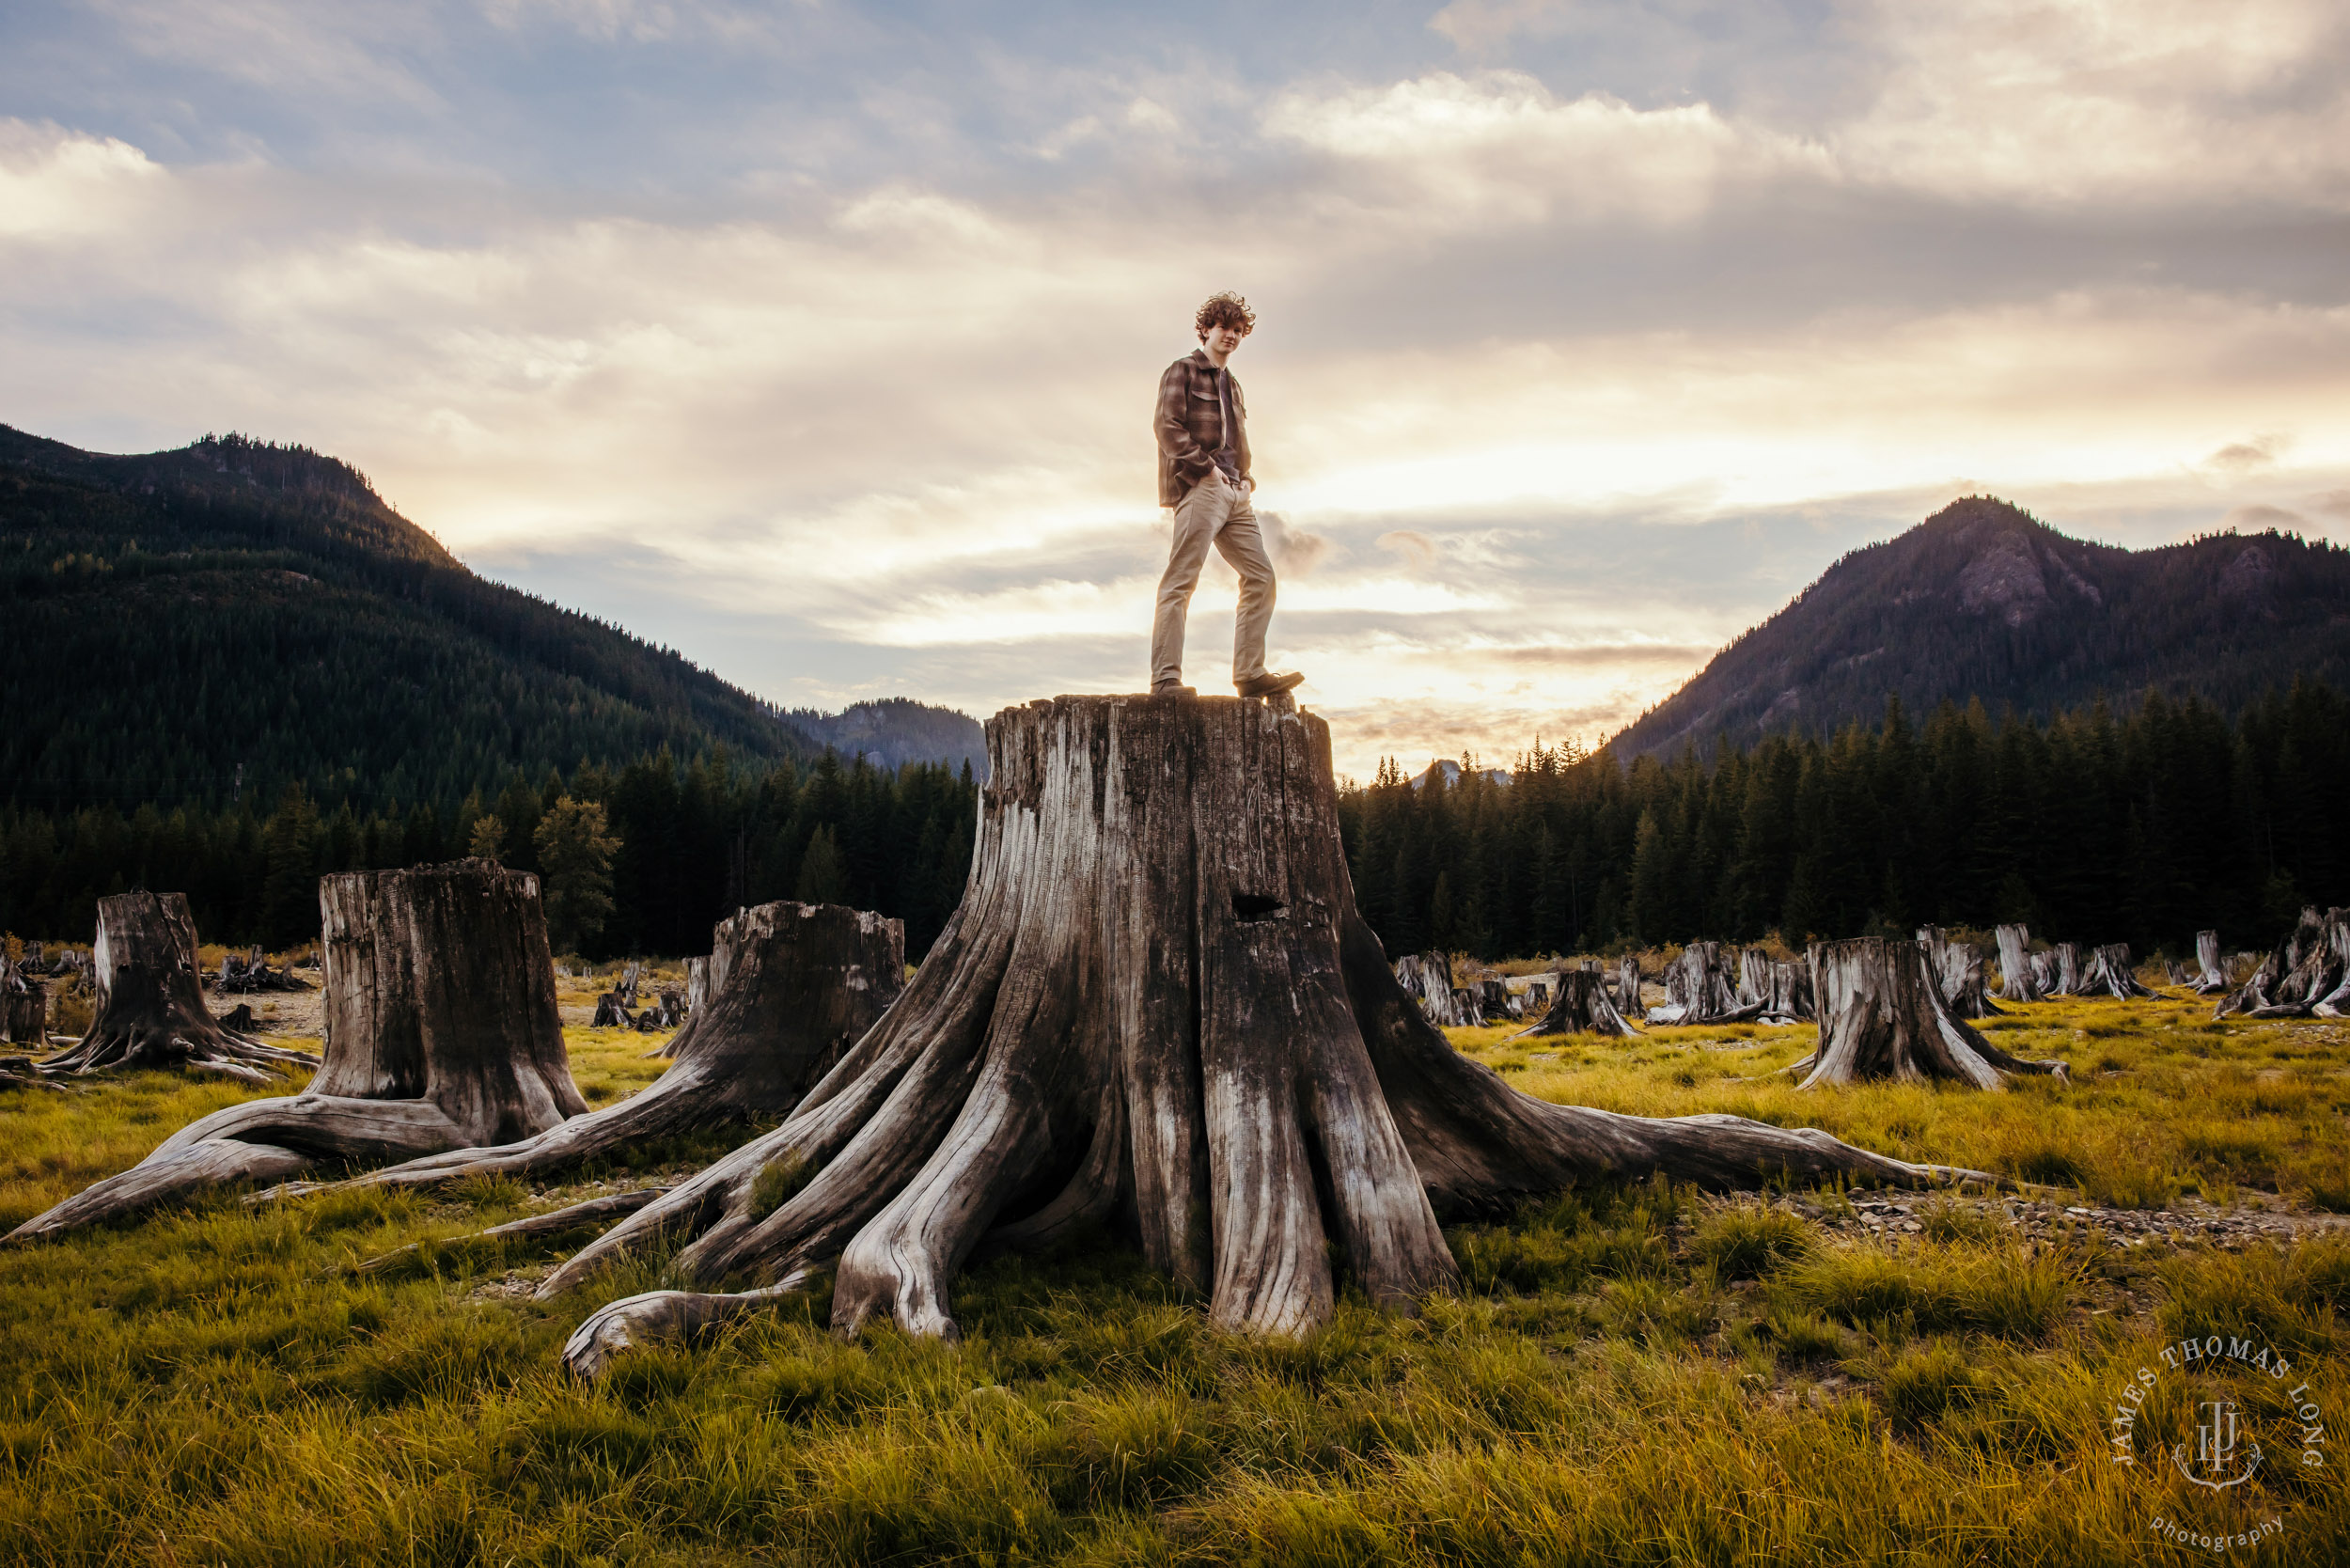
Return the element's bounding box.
[2,986,2346,1565]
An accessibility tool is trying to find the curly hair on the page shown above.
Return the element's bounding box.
[1195,291,1256,341]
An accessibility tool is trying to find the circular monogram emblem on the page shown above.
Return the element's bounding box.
[2107,1332,2329,1554]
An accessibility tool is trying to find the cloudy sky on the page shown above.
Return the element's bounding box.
[5,1,2346,776]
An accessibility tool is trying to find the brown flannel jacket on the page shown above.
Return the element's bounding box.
[1154,349,1251,506]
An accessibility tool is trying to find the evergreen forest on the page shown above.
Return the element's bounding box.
[0,749,978,964]
[1340,679,2349,964]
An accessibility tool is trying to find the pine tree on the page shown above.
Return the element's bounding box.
[535,796,619,956]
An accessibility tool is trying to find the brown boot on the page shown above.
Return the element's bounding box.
[1235,670,1304,698]
[1151,682,1197,698]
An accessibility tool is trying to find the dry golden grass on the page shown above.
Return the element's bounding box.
[0,984,2344,1564]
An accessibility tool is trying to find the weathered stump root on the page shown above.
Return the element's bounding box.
[7,861,585,1242]
[287,901,902,1198]
[540,696,1999,1379]
[39,892,318,1085]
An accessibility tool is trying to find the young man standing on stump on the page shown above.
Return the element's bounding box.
[1150,292,1305,699]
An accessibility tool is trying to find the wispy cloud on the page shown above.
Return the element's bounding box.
[2,4,2347,774]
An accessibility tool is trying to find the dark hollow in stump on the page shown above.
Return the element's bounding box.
[1794,937,2068,1091]
[2078,943,2154,1000]
[2217,906,2350,1020]
[1512,968,1638,1039]
[8,861,587,1242]
[1918,926,2001,1019]
[1394,952,1467,1027]
[299,901,904,1196]
[2191,931,2230,995]
[37,892,319,1086]
[543,696,1998,1377]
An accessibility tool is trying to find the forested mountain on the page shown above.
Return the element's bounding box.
[1613,497,2350,760]
[0,424,809,812]
[0,424,991,960]
[1343,680,2346,964]
[791,698,987,779]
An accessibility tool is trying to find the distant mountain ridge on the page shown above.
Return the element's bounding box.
[1612,496,2350,760]
[791,698,987,780]
[0,424,967,810]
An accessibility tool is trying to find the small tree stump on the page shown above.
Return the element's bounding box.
[38,892,318,1084]
[2218,906,2350,1019]
[8,861,586,1241]
[1512,968,1639,1039]
[592,993,632,1028]
[301,902,904,1197]
[1735,949,1770,1011]
[1796,937,2067,1090]
[2078,943,2154,1000]
[1615,956,1641,1017]
[1918,927,2001,1019]
[0,955,45,1045]
[1759,960,1814,1025]
[1652,942,1755,1025]
[2190,931,2229,994]
[1395,952,1468,1027]
[2046,942,2087,996]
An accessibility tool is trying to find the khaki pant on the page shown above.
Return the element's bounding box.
[1151,471,1275,688]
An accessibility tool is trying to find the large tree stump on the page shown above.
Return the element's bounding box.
[2218,906,2350,1020]
[1395,952,1468,1027]
[37,892,319,1085]
[8,861,586,1242]
[298,902,903,1195]
[1918,926,2001,1019]
[540,696,1996,1377]
[1795,937,2068,1091]
[1512,968,1639,1039]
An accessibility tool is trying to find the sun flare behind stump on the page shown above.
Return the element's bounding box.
[547,697,2001,1374]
